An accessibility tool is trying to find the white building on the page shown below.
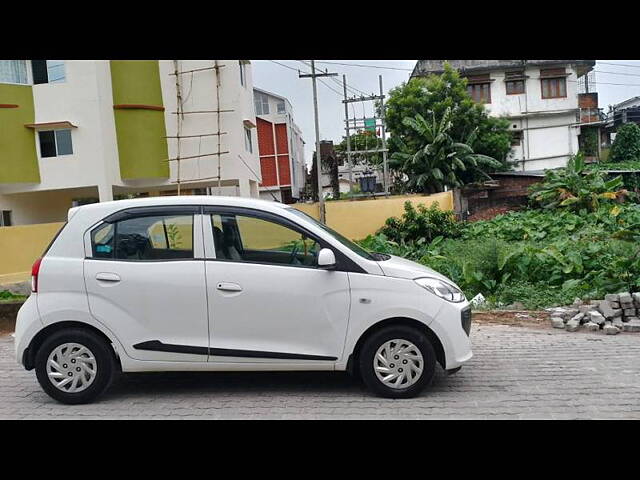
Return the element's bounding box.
[253,87,306,203]
[412,60,597,171]
[0,60,260,226]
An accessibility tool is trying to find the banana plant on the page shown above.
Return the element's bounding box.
[390,107,502,194]
[529,153,628,212]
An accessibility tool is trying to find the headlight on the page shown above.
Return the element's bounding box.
[414,277,465,303]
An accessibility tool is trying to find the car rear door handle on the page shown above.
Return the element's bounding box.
[216,282,242,292]
[96,272,121,283]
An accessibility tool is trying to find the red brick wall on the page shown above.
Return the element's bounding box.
[579,92,598,109]
[257,118,274,156]
[463,175,543,217]
[275,123,289,153]
[278,155,291,185]
[260,157,277,187]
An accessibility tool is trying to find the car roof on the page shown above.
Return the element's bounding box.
[69,195,293,221]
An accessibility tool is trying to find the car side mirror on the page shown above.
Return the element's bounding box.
[317,248,336,270]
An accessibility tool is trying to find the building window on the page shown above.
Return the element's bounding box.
[32,60,65,84]
[1,211,12,227]
[254,92,269,115]
[505,70,525,95]
[0,60,28,84]
[277,100,286,114]
[468,83,491,103]
[511,130,523,146]
[540,68,567,99]
[38,129,73,158]
[239,61,246,87]
[244,126,253,153]
[466,74,491,104]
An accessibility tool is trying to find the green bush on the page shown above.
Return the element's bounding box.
[529,153,627,212]
[378,201,463,244]
[610,123,640,163]
[358,202,640,309]
[0,290,26,303]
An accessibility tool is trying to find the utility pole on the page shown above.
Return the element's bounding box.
[299,60,337,224]
[379,75,389,195]
[342,74,354,192]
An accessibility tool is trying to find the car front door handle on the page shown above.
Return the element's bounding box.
[95,272,121,283]
[216,282,242,292]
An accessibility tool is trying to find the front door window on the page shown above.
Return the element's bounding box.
[211,213,320,267]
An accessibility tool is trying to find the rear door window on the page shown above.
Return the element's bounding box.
[90,214,194,260]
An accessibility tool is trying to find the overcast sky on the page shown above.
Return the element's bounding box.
[252,60,640,167]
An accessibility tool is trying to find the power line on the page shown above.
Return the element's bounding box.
[314,61,413,72]
[597,61,640,69]
[298,60,369,96]
[268,59,308,74]
[594,69,640,78]
[269,60,344,98]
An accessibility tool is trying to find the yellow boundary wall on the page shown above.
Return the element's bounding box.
[292,191,453,241]
[0,222,65,283]
[0,191,453,284]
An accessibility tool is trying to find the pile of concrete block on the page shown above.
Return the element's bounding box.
[547,292,640,335]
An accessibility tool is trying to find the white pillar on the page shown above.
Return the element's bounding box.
[98,184,113,202]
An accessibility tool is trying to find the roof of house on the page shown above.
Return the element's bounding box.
[613,96,640,110]
[253,87,290,104]
[411,60,595,78]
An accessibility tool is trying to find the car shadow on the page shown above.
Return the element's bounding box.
[103,367,450,400]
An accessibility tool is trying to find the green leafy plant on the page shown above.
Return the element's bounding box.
[610,122,640,163]
[390,107,502,193]
[529,153,628,212]
[0,290,27,303]
[378,201,463,244]
[357,200,640,309]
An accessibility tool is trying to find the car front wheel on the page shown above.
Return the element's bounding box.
[35,328,116,405]
[359,325,436,399]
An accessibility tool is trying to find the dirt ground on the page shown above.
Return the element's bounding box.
[0,318,15,337]
[472,309,551,329]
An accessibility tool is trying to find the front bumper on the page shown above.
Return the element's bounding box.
[428,300,473,370]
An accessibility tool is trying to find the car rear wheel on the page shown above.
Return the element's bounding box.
[359,325,436,399]
[35,328,116,404]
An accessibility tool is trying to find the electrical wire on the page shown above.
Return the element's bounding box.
[314,61,413,72]
[297,60,369,97]
[597,61,640,69]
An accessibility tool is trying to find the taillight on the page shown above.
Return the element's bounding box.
[31,258,42,293]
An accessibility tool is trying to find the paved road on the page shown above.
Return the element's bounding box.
[2,324,640,419]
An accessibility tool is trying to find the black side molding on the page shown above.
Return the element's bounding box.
[133,340,208,356]
[133,341,337,361]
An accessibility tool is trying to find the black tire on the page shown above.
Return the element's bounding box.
[35,328,116,405]
[358,325,436,399]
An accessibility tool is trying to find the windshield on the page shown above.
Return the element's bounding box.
[287,208,375,260]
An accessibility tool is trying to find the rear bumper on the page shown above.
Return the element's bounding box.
[14,296,42,368]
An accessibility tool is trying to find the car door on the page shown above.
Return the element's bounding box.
[204,207,351,363]
[83,206,209,362]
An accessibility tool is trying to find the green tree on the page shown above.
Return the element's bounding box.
[390,107,502,193]
[385,63,513,176]
[610,122,640,163]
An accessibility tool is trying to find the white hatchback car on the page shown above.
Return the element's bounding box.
[15,196,472,404]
